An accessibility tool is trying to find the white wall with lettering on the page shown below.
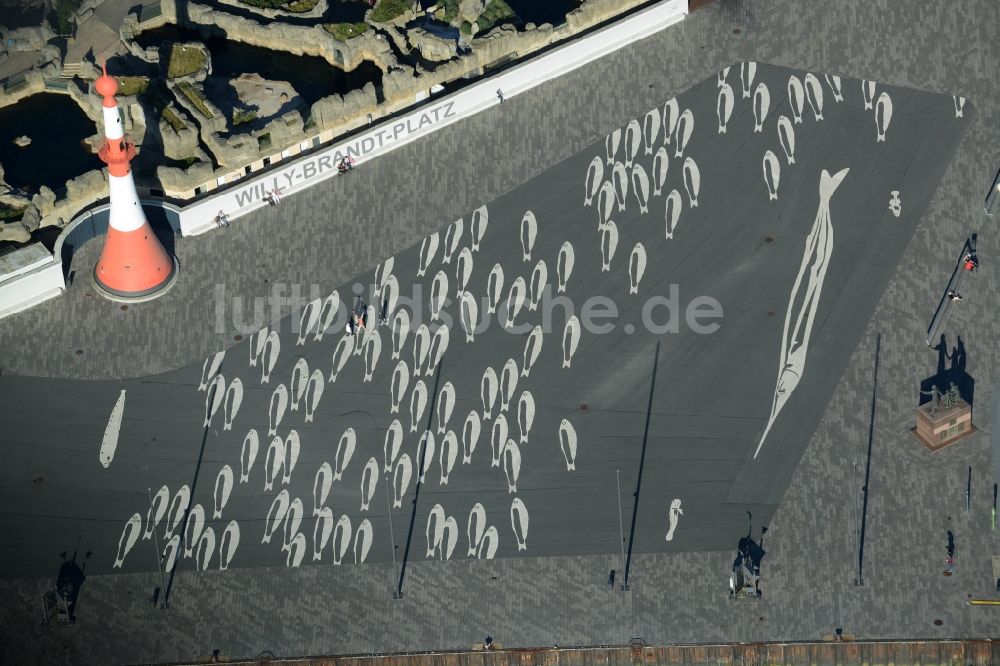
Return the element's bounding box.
[179,0,688,235]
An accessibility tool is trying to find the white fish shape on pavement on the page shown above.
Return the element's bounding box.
[297,297,320,346]
[390,360,409,413]
[290,358,309,411]
[490,414,509,467]
[329,333,352,383]
[455,248,474,298]
[755,168,849,459]
[286,532,306,568]
[460,291,479,343]
[611,162,628,212]
[261,330,280,383]
[624,118,641,168]
[753,81,770,132]
[777,115,795,164]
[605,128,621,165]
[417,430,435,482]
[213,465,233,518]
[249,327,267,368]
[631,163,650,214]
[954,95,966,118]
[162,534,181,573]
[204,375,225,427]
[717,65,730,87]
[183,504,206,557]
[478,525,499,560]
[412,324,430,374]
[354,519,373,564]
[557,241,575,293]
[304,369,325,422]
[467,502,486,556]
[601,220,618,272]
[195,526,216,571]
[629,242,647,295]
[804,73,824,121]
[381,274,400,323]
[410,380,428,432]
[200,351,224,391]
[643,107,661,154]
[487,263,504,314]
[113,513,142,568]
[559,419,578,471]
[363,331,382,382]
[517,390,535,444]
[428,327,449,373]
[503,440,521,493]
[462,410,481,464]
[505,277,526,328]
[788,75,805,124]
[683,157,700,207]
[100,390,126,468]
[663,98,679,145]
[740,61,756,98]
[335,428,357,480]
[313,461,333,514]
[315,289,340,342]
[313,507,333,561]
[392,453,413,507]
[584,155,603,206]
[164,485,190,540]
[875,91,893,142]
[144,484,170,539]
[562,315,581,368]
[458,291,479,343]
[282,430,300,485]
[665,498,683,541]
[510,497,529,551]
[430,270,448,321]
[717,82,734,133]
[597,180,615,230]
[417,232,439,278]
[674,109,694,158]
[384,419,404,472]
[825,74,843,103]
[268,383,288,436]
[442,218,463,264]
[239,430,258,483]
[522,326,543,377]
[528,260,547,311]
[481,367,498,420]
[862,80,876,110]
[264,435,284,491]
[499,358,519,413]
[439,431,458,483]
[664,190,682,240]
[440,516,458,560]
[471,205,489,252]
[360,457,379,510]
[426,504,445,558]
[282,498,304,552]
[763,150,781,201]
[521,211,537,262]
[652,146,669,196]
[220,520,240,570]
[437,382,456,434]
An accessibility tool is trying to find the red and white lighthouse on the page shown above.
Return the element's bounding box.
[93,64,177,300]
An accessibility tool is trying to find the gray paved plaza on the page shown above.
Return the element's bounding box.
[1,1,1000,664]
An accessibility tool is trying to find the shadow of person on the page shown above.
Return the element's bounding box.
[932,334,949,378]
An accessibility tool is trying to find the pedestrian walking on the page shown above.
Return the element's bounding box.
[496,89,504,104]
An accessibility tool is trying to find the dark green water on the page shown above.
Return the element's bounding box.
[135,24,383,107]
[0,93,101,193]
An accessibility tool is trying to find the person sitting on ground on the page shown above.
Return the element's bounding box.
[948,290,962,302]
[964,252,978,271]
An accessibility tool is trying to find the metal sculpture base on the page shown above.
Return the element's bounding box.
[912,398,976,452]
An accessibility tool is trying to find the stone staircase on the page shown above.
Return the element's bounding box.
[60,61,83,79]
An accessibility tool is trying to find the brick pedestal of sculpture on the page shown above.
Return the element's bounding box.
[912,398,975,452]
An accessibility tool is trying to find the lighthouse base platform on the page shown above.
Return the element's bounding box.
[91,256,179,303]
